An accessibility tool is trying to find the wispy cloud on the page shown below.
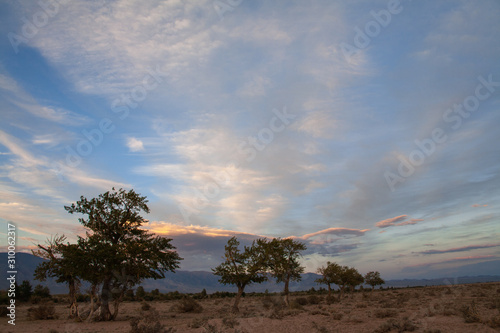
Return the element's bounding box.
[417,244,500,255]
[375,215,423,228]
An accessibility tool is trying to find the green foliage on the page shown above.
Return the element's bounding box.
[33,284,51,299]
[263,238,306,285]
[212,237,267,288]
[315,262,363,300]
[260,237,306,306]
[365,271,385,289]
[33,188,183,321]
[136,286,146,300]
[18,280,33,302]
[212,236,268,312]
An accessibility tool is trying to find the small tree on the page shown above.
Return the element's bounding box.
[33,284,51,299]
[315,261,342,297]
[212,237,267,313]
[364,271,385,291]
[33,235,83,317]
[263,238,306,307]
[18,280,33,302]
[136,286,146,300]
[345,267,364,293]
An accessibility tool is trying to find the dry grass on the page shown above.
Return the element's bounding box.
[3,282,500,332]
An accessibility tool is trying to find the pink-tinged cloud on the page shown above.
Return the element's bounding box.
[375,215,422,228]
[472,204,488,207]
[300,227,369,240]
[375,215,407,228]
[418,243,500,255]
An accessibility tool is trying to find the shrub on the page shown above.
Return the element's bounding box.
[289,300,303,310]
[307,295,321,305]
[27,303,58,320]
[486,315,500,329]
[129,308,175,333]
[170,297,203,313]
[332,312,343,320]
[374,309,397,319]
[374,317,417,333]
[141,302,151,311]
[188,317,208,328]
[325,295,337,305]
[222,316,239,328]
[0,306,8,317]
[460,301,480,323]
[295,297,308,306]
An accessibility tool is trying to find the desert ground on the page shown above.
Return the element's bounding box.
[2,282,500,333]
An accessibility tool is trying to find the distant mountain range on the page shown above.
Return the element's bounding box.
[2,253,500,295]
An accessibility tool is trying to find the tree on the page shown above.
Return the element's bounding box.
[34,188,183,321]
[315,263,364,301]
[18,280,33,302]
[263,238,306,306]
[315,261,342,297]
[33,284,51,298]
[364,271,385,290]
[136,286,146,300]
[33,235,83,318]
[212,237,267,313]
[345,267,364,293]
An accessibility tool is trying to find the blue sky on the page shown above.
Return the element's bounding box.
[1,0,499,280]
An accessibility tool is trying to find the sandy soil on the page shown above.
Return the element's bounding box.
[2,282,500,333]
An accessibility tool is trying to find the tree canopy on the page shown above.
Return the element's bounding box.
[212,237,267,313]
[33,188,182,321]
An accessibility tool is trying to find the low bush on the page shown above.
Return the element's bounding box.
[307,295,321,305]
[460,301,480,323]
[374,308,397,318]
[27,303,58,320]
[170,297,203,313]
[129,308,176,333]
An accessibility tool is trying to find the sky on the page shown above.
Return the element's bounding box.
[0,0,499,280]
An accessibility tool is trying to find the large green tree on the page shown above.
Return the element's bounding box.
[34,188,183,321]
[263,238,306,306]
[212,237,267,313]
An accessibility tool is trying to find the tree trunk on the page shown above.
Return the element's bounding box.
[284,279,290,307]
[232,285,244,313]
[98,277,112,321]
[68,279,79,319]
[86,284,98,322]
[327,284,332,297]
[338,285,345,301]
